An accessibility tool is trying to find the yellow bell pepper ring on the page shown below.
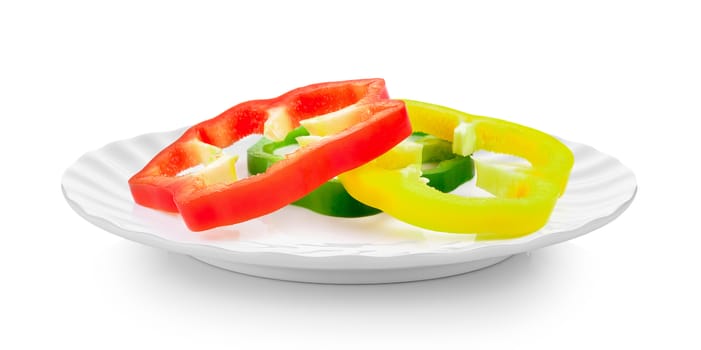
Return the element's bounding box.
[338,100,575,240]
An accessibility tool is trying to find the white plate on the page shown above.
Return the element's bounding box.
[62,128,637,284]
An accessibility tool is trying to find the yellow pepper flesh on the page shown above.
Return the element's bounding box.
[339,100,574,240]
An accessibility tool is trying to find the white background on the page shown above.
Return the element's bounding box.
[2,0,699,349]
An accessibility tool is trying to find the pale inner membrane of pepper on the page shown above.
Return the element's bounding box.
[299,105,368,136]
[176,139,239,185]
[263,107,294,141]
[273,144,300,156]
[263,104,367,142]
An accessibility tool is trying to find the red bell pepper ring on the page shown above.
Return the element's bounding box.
[129,79,411,231]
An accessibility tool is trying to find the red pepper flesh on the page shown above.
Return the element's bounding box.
[129,79,411,231]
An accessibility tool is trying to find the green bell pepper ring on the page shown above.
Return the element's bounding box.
[247,127,474,217]
[411,134,474,192]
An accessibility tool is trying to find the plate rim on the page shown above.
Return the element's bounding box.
[63,185,636,270]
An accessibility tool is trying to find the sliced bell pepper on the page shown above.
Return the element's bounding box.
[338,99,575,240]
[246,127,474,217]
[128,79,412,231]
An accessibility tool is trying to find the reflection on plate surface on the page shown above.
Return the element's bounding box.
[62,128,636,283]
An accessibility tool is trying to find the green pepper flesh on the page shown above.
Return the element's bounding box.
[247,127,474,217]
